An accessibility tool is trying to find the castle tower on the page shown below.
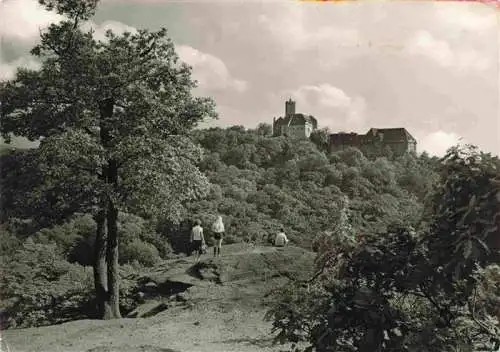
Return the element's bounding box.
[285,98,296,117]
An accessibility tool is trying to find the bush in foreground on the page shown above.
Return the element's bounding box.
[0,236,150,328]
[1,239,94,328]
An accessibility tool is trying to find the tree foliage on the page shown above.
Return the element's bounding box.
[1,0,215,319]
[266,144,500,352]
[186,128,433,248]
[0,238,94,328]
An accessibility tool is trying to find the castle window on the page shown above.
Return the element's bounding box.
[408,141,416,153]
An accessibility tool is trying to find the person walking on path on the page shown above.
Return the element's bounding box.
[211,215,225,257]
[274,228,289,247]
[190,219,205,262]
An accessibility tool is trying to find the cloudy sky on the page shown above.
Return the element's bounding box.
[0,0,498,156]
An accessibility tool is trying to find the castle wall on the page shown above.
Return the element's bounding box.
[280,124,308,139]
[273,119,314,139]
[329,137,412,158]
[304,122,313,138]
[389,142,409,156]
[408,140,417,153]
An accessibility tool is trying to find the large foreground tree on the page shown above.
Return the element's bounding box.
[0,0,216,319]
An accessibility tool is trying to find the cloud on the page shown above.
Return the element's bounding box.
[286,84,366,131]
[420,130,463,157]
[176,45,248,93]
[0,0,63,43]
[197,104,253,129]
[406,30,490,72]
[1,0,498,156]
[293,84,353,109]
[0,4,138,81]
[256,3,360,65]
[0,0,138,45]
[432,3,496,33]
[258,6,358,50]
[0,56,41,81]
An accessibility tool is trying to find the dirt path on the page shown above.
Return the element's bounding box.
[3,305,293,352]
[2,244,313,352]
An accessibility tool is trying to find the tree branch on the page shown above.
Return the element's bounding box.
[37,28,63,57]
[418,281,453,327]
[468,285,498,341]
[63,12,82,54]
[68,162,102,177]
[116,150,146,169]
[304,251,342,284]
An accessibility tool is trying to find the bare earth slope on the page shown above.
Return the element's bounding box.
[3,244,315,352]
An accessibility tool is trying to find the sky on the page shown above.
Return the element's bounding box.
[0,0,499,157]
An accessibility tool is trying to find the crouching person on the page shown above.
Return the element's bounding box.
[274,228,289,247]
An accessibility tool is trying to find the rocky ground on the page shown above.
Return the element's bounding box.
[2,244,315,352]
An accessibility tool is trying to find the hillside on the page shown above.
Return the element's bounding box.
[0,127,439,331]
[2,129,498,351]
[2,244,315,352]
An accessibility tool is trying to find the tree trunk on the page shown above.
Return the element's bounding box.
[358,328,383,352]
[103,158,121,319]
[98,98,121,319]
[93,209,110,318]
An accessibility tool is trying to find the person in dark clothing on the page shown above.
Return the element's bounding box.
[190,219,205,262]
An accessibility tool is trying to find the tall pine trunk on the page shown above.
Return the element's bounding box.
[103,160,121,319]
[98,98,121,319]
[93,208,109,318]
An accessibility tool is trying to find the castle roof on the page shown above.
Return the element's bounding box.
[275,113,318,127]
[329,128,416,147]
[365,128,416,143]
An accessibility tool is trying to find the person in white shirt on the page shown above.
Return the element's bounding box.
[274,228,289,247]
[211,215,225,257]
[190,219,205,262]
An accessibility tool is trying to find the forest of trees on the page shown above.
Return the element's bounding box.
[0,122,441,327]
[0,1,499,351]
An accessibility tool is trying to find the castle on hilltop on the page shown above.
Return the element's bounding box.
[272,99,417,157]
[272,99,318,139]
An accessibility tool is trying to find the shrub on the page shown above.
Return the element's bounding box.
[118,212,173,260]
[224,233,239,244]
[1,236,153,328]
[119,263,144,314]
[139,230,173,259]
[0,228,21,254]
[1,239,94,328]
[120,238,161,267]
[32,214,96,264]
